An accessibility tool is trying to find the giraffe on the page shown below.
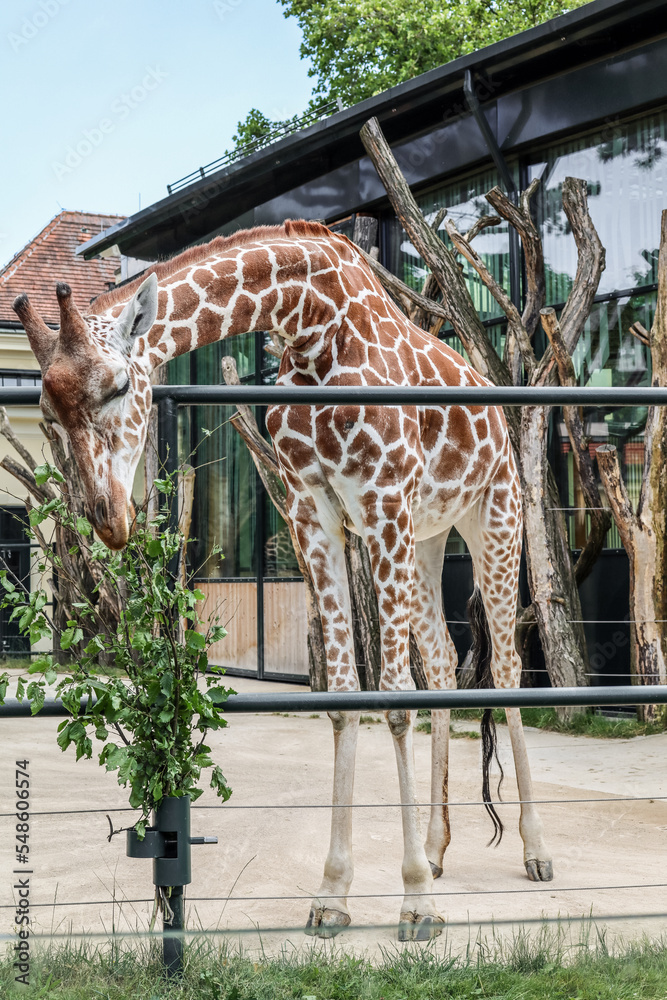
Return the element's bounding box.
[14,220,553,940]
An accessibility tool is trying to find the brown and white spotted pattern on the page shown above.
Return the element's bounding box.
[15,221,552,940]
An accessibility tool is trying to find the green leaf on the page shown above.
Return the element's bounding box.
[84,635,106,656]
[160,671,174,696]
[210,765,232,801]
[154,477,175,495]
[29,498,59,526]
[76,516,93,536]
[208,686,230,706]
[26,683,45,715]
[34,462,64,485]
[101,744,127,772]
[27,653,52,675]
[60,626,84,650]
[185,630,206,651]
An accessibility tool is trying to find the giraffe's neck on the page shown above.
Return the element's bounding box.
[121,237,361,373]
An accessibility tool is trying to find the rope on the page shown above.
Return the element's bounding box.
[2,883,666,909]
[1,794,664,819]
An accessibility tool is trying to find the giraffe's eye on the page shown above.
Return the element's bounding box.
[108,380,130,402]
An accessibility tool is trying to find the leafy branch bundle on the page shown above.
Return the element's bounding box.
[0,469,233,837]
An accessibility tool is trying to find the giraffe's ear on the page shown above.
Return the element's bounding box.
[115,272,158,351]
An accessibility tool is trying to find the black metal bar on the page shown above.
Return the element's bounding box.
[6,385,667,407]
[157,396,179,483]
[157,396,180,578]
[2,685,666,718]
[462,70,522,313]
[254,335,266,681]
[463,69,517,197]
[152,386,667,406]
[163,888,184,977]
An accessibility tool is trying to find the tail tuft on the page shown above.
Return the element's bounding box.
[466,586,504,846]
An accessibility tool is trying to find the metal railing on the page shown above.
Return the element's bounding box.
[5,385,667,406]
[1,685,666,719]
[166,101,339,195]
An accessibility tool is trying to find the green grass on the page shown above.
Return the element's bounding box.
[415,719,480,738]
[415,706,666,739]
[0,657,128,679]
[3,929,667,999]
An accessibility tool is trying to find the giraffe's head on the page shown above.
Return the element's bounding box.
[13,274,159,549]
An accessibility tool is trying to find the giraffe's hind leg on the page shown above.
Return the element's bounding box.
[457,479,553,882]
[411,531,457,879]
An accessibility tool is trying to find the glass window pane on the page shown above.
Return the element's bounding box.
[190,404,257,579]
[553,291,655,550]
[260,363,302,579]
[383,165,514,321]
[529,111,667,301]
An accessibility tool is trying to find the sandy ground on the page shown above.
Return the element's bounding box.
[1,675,666,958]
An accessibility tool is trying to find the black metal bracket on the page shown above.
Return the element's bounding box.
[126,796,217,887]
[463,68,521,311]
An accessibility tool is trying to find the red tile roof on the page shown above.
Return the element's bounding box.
[0,211,125,325]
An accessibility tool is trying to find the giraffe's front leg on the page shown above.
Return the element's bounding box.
[288,497,361,937]
[305,708,360,937]
[385,707,444,940]
[364,511,444,941]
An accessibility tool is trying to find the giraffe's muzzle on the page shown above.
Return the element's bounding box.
[89,494,132,550]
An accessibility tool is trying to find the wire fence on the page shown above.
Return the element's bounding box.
[2,686,666,929]
[1,383,666,955]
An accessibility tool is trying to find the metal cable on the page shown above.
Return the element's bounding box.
[1,794,664,819]
[2,883,666,909]
[445,618,657,626]
[3,911,667,938]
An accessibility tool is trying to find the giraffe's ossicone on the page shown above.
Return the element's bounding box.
[15,220,553,940]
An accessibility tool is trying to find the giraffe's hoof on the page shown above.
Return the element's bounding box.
[429,861,443,879]
[304,906,351,938]
[525,858,553,882]
[398,911,444,942]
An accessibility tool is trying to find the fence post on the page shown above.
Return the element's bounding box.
[126,795,218,977]
[157,395,179,530]
[155,398,184,973]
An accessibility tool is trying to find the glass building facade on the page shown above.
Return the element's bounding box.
[171,105,667,681]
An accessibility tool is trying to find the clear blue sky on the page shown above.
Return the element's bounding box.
[0,0,313,266]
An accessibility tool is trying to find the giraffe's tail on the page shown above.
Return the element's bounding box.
[466,585,505,846]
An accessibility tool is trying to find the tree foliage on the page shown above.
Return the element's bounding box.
[226,107,303,157]
[280,0,587,107]
[0,470,233,838]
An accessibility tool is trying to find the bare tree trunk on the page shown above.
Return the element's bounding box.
[519,407,588,689]
[597,446,665,721]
